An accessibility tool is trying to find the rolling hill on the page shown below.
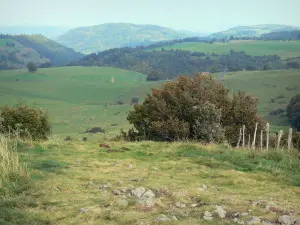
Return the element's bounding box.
[149,40,300,58]
[209,24,299,39]
[56,23,191,54]
[0,34,83,69]
[0,67,298,135]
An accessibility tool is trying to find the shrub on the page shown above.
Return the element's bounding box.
[131,97,139,105]
[125,74,264,144]
[286,94,300,131]
[27,62,37,73]
[0,104,51,140]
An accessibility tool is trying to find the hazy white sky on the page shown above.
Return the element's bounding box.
[0,0,299,32]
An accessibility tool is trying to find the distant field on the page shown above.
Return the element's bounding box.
[151,40,300,58]
[0,66,152,136]
[0,67,299,136]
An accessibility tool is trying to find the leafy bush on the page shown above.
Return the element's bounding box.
[125,74,264,144]
[286,94,300,131]
[27,62,37,72]
[0,104,51,140]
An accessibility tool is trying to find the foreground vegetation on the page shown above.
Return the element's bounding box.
[1,138,300,224]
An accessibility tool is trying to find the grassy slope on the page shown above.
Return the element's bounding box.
[151,41,300,58]
[2,140,300,224]
[0,67,150,136]
[1,67,299,136]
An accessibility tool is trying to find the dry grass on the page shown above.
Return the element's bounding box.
[4,139,298,225]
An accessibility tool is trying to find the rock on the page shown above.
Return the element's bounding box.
[262,221,275,225]
[234,212,240,217]
[279,215,298,225]
[296,218,300,225]
[79,208,88,213]
[138,197,155,207]
[121,188,127,193]
[116,199,128,208]
[247,217,261,225]
[156,217,171,222]
[100,183,111,189]
[175,202,186,208]
[241,212,249,217]
[201,184,208,189]
[191,203,198,208]
[142,190,155,198]
[215,205,226,219]
[128,164,133,169]
[198,188,206,192]
[204,211,212,217]
[234,218,245,224]
[131,187,146,198]
[112,189,121,195]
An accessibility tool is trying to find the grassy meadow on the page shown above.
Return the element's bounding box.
[151,40,300,58]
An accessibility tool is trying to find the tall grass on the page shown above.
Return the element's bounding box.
[0,135,28,193]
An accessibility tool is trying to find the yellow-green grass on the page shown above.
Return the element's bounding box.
[150,40,300,58]
[1,140,299,224]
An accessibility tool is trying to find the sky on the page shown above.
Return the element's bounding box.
[0,0,300,32]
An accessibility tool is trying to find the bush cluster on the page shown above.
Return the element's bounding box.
[0,104,51,140]
[124,74,265,144]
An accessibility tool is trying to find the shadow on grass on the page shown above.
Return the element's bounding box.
[0,199,51,225]
[177,146,300,186]
[32,160,69,173]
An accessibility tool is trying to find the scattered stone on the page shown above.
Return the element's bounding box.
[247,216,261,225]
[198,188,206,192]
[262,221,275,225]
[119,180,123,184]
[128,164,133,169]
[234,218,245,224]
[234,212,240,217]
[279,215,298,225]
[201,184,208,189]
[79,208,88,213]
[175,202,186,208]
[203,211,213,221]
[138,197,155,207]
[142,190,155,198]
[241,212,249,217]
[112,189,121,196]
[156,217,171,222]
[191,203,198,208]
[131,187,146,198]
[121,188,127,193]
[215,205,227,219]
[100,183,111,189]
[116,199,128,208]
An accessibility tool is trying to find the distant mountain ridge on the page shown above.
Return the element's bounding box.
[0,34,83,70]
[209,24,300,38]
[56,23,192,54]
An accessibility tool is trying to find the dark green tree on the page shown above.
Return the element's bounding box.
[27,62,37,72]
[287,94,300,131]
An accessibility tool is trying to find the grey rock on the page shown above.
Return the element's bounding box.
[296,218,300,225]
[204,216,213,221]
[234,218,245,224]
[279,215,298,225]
[100,183,111,189]
[156,217,171,222]
[241,212,249,217]
[79,208,88,213]
[247,217,261,225]
[175,202,186,208]
[216,205,227,219]
[171,216,178,221]
[121,188,127,193]
[112,189,121,195]
[116,199,128,208]
[191,203,198,208]
[128,164,133,169]
[142,190,155,198]
[138,197,155,207]
[131,187,146,198]
[201,184,208,189]
[262,221,275,225]
[204,211,212,217]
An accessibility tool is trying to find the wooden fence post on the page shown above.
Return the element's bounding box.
[252,123,258,150]
[266,123,270,151]
[237,128,242,148]
[242,125,245,148]
[260,130,263,151]
[287,128,293,150]
[277,130,283,150]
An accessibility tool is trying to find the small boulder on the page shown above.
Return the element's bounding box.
[247,216,261,225]
[131,187,146,198]
[79,208,88,213]
[175,202,186,208]
[138,197,155,207]
[279,215,298,225]
[112,189,121,196]
[215,205,226,219]
[142,190,155,198]
[203,211,213,221]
